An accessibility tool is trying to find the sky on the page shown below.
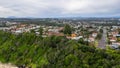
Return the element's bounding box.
[0,0,120,18]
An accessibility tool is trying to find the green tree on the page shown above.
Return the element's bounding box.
[100,29,103,33]
[63,24,72,35]
[31,29,35,33]
[39,27,43,35]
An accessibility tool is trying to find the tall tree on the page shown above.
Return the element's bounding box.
[39,27,43,35]
[63,24,72,35]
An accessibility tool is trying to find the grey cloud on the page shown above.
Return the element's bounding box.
[0,0,119,17]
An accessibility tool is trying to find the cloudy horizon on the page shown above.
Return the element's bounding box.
[0,0,120,18]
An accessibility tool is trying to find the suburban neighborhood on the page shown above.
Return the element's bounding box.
[0,18,120,50]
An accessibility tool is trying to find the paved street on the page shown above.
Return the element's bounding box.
[98,28,107,49]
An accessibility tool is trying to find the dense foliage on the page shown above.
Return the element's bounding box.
[0,30,120,68]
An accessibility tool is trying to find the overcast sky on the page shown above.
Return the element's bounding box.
[0,0,120,18]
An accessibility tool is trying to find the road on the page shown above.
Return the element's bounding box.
[98,28,107,49]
